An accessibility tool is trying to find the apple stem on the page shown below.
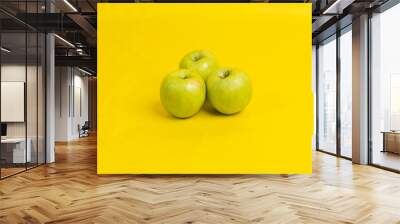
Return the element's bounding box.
[221,70,230,79]
[193,55,202,62]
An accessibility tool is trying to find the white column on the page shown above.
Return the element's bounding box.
[46,32,55,163]
[352,14,369,164]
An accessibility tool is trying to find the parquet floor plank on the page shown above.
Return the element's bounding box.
[1,135,400,223]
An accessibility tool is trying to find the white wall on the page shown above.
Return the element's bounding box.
[55,67,89,141]
[1,65,39,137]
[77,72,89,137]
[1,82,25,122]
[68,73,89,139]
[1,65,28,140]
[55,67,70,141]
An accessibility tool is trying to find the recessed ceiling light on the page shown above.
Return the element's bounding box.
[78,67,93,76]
[1,47,11,53]
[322,0,354,15]
[54,34,75,48]
[63,0,78,12]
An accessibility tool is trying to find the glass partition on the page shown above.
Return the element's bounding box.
[27,30,38,169]
[0,2,46,179]
[38,32,45,165]
[1,31,28,177]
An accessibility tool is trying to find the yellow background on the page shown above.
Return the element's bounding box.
[98,3,313,174]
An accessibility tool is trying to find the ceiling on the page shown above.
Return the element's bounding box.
[1,0,395,73]
[1,0,97,73]
[311,0,391,43]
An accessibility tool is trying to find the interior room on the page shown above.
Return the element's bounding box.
[0,0,400,223]
[0,21,46,178]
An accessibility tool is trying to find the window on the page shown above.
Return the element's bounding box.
[339,28,352,158]
[317,26,353,158]
[370,3,400,171]
[317,36,337,154]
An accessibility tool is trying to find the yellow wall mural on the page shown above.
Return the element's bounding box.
[98,3,313,174]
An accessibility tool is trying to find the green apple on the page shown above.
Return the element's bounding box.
[207,68,252,115]
[179,50,218,80]
[160,69,206,118]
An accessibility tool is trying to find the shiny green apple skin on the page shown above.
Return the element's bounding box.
[207,68,252,115]
[160,69,206,118]
[179,50,218,80]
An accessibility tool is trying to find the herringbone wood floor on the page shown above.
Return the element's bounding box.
[1,135,400,224]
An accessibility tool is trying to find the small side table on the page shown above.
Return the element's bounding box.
[381,131,400,154]
[0,138,32,164]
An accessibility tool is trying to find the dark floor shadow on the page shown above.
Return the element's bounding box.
[152,101,196,121]
[152,99,235,119]
[202,100,226,116]
[152,101,177,120]
[202,100,243,117]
